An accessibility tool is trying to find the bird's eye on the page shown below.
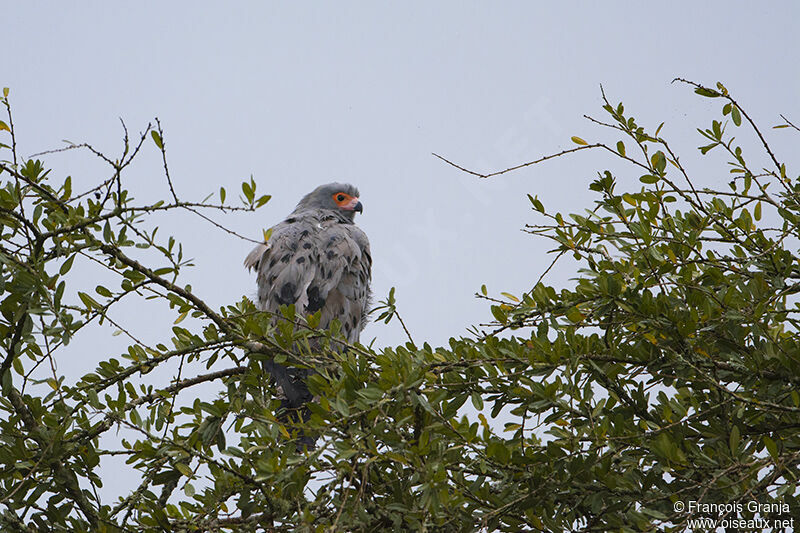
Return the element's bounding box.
[337,194,345,202]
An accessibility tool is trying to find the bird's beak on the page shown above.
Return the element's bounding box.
[345,197,363,213]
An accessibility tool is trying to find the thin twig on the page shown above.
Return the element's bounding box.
[154,117,178,203]
[778,114,800,133]
[673,78,784,175]
[433,144,600,179]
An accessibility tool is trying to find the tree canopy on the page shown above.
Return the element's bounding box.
[1,81,798,531]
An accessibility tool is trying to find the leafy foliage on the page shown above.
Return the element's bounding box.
[1,81,798,531]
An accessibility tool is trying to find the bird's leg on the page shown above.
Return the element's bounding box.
[261,361,317,451]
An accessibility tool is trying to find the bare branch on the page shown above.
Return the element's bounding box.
[433,144,601,179]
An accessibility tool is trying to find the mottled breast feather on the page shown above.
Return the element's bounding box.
[245,209,372,344]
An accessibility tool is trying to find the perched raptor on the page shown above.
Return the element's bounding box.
[244,183,371,447]
[244,182,372,342]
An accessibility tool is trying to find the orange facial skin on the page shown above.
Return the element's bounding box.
[332,192,362,212]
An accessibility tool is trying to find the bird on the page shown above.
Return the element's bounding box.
[244,183,372,447]
[244,182,372,344]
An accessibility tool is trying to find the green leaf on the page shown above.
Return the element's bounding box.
[729,425,740,454]
[78,292,101,310]
[334,395,350,416]
[60,254,76,275]
[639,174,659,184]
[651,151,666,174]
[712,120,722,139]
[731,105,742,126]
[0,121,9,132]
[242,181,254,203]
[490,305,508,324]
[694,87,720,98]
[754,201,762,221]
[12,356,24,376]
[175,463,194,478]
[151,130,163,149]
[616,141,625,156]
[470,392,484,411]
[54,281,65,307]
[566,307,585,323]
[219,187,226,203]
[641,508,668,520]
[527,194,544,212]
[699,143,718,155]
[2,87,8,98]
[763,436,778,460]
[571,136,588,146]
[95,285,112,298]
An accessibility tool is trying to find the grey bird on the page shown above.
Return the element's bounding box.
[244,183,372,447]
[244,182,372,341]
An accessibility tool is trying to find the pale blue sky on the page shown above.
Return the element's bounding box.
[6,1,799,504]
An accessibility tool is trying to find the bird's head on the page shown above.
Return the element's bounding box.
[295,182,363,221]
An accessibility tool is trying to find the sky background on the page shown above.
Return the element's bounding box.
[5,1,800,504]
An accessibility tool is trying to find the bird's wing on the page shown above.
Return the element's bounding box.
[313,223,372,343]
[245,213,371,343]
[246,216,319,314]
